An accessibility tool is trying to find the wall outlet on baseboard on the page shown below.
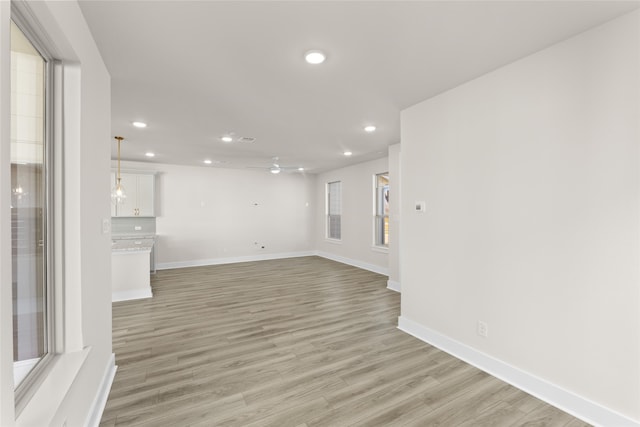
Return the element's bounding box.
[477,320,488,338]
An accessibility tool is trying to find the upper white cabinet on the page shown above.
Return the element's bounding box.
[111,171,156,217]
[135,174,155,216]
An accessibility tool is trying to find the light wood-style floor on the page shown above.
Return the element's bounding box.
[100,256,590,427]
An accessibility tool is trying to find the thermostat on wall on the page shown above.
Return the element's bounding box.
[415,201,426,213]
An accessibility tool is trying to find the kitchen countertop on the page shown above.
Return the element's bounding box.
[112,238,154,253]
[112,233,156,239]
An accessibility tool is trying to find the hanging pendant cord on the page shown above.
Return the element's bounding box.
[115,136,124,186]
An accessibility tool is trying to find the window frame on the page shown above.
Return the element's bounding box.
[10,8,57,415]
[373,172,389,250]
[2,3,90,425]
[326,180,342,241]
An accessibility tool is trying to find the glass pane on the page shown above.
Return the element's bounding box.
[376,186,390,216]
[328,181,341,215]
[11,21,47,388]
[327,181,342,240]
[328,215,341,240]
[375,173,389,246]
[383,216,389,246]
[375,216,389,247]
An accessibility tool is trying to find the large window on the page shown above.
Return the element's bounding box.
[10,18,52,394]
[374,173,389,247]
[326,181,342,240]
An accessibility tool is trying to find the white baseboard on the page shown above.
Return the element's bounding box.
[112,288,152,302]
[397,316,639,427]
[386,280,401,292]
[315,251,389,276]
[155,250,388,277]
[156,251,316,270]
[85,353,117,427]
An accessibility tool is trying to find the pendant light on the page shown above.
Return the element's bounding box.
[111,136,127,205]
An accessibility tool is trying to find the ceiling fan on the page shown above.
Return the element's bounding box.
[247,157,304,174]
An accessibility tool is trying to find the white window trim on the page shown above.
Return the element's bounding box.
[325,238,343,245]
[326,181,342,241]
[373,173,389,249]
[0,2,14,424]
[371,245,389,254]
[16,349,90,426]
[17,58,89,427]
[6,2,87,424]
[13,359,39,388]
[11,8,58,413]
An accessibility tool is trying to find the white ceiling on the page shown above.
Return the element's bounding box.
[79,1,639,173]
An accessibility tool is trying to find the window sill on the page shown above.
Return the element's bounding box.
[325,238,342,245]
[371,245,389,254]
[14,358,40,388]
[16,347,91,426]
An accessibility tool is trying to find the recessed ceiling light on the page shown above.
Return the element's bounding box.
[132,121,147,128]
[364,125,376,133]
[145,152,155,157]
[221,136,233,143]
[344,151,353,156]
[270,167,281,174]
[298,167,305,172]
[204,159,212,164]
[305,50,326,65]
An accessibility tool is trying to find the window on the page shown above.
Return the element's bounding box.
[10,18,53,396]
[374,173,389,247]
[5,7,92,422]
[327,181,342,240]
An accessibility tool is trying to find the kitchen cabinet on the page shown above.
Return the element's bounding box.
[111,171,156,217]
[111,239,153,301]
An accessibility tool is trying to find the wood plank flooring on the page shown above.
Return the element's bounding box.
[100,256,590,427]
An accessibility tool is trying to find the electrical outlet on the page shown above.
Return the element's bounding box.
[477,320,488,338]
[102,218,110,234]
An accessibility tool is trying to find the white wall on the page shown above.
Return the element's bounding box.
[1,1,113,426]
[400,10,639,425]
[116,161,316,268]
[117,158,395,277]
[315,157,389,275]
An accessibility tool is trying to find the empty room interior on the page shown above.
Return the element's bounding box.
[1,1,640,426]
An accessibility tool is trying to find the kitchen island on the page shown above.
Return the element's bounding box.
[111,239,154,302]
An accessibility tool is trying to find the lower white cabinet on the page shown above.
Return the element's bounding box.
[111,248,152,302]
